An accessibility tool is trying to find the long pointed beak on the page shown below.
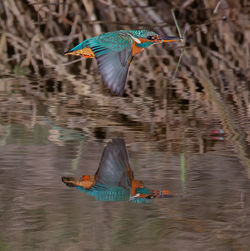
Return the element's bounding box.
[158,35,179,43]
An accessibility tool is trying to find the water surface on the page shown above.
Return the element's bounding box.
[0,75,249,251]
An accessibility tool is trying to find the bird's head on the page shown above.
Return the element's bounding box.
[128,30,179,48]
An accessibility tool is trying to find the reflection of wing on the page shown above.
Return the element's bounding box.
[94,139,132,190]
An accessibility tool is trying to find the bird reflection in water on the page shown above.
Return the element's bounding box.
[62,139,173,203]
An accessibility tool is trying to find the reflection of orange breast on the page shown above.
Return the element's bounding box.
[132,42,144,56]
[131,180,144,196]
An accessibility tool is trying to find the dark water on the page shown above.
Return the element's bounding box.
[0,76,250,251]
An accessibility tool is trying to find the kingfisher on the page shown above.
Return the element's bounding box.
[65,30,179,95]
[62,139,173,203]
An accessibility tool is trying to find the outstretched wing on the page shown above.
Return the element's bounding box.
[94,139,133,189]
[89,32,133,95]
[65,32,134,95]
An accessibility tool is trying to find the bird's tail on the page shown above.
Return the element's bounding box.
[62,177,78,187]
[62,175,95,189]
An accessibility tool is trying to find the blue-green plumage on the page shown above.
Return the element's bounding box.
[65,30,178,95]
[68,30,158,53]
[62,138,174,203]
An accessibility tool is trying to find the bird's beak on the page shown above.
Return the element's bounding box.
[157,35,179,43]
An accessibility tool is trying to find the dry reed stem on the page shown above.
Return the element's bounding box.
[0,0,248,147]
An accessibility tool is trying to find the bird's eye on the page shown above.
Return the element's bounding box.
[147,35,154,40]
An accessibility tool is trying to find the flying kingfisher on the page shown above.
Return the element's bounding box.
[62,139,173,203]
[65,30,179,95]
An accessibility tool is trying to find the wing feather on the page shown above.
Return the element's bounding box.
[66,31,134,95]
[89,32,133,95]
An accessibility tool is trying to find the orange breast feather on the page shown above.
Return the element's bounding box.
[132,42,144,56]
